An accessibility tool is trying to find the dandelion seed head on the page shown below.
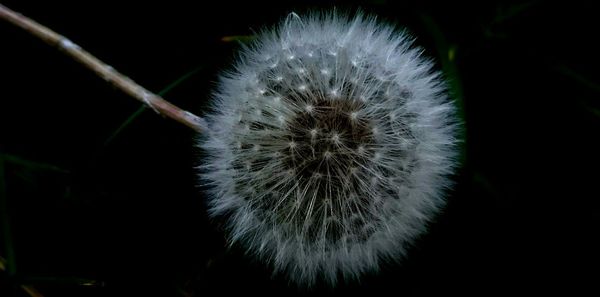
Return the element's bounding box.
[199,11,458,287]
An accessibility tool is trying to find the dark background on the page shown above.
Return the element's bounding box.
[1,1,598,296]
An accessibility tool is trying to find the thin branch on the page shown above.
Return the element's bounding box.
[0,4,206,133]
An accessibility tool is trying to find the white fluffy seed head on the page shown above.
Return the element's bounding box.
[199,11,459,287]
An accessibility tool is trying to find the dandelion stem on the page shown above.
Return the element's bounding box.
[0,4,205,133]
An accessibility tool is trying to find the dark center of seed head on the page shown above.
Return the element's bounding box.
[283,96,375,180]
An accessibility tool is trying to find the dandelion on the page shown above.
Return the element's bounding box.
[199,12,459,286]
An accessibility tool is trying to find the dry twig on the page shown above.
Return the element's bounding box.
[0,3,206,132]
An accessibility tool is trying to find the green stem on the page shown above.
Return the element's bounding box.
[156,66,203,97]
[103,66,203,146]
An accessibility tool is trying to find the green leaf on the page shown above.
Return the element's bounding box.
[2,154,69,174]
[492,1,539,25]
[0,154,17,277]
[20,276,103,287]
[555,64,600,93]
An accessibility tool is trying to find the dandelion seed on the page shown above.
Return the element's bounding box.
[331,132,340,143]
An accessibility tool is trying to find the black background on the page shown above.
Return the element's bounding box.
[1,1,598,296]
